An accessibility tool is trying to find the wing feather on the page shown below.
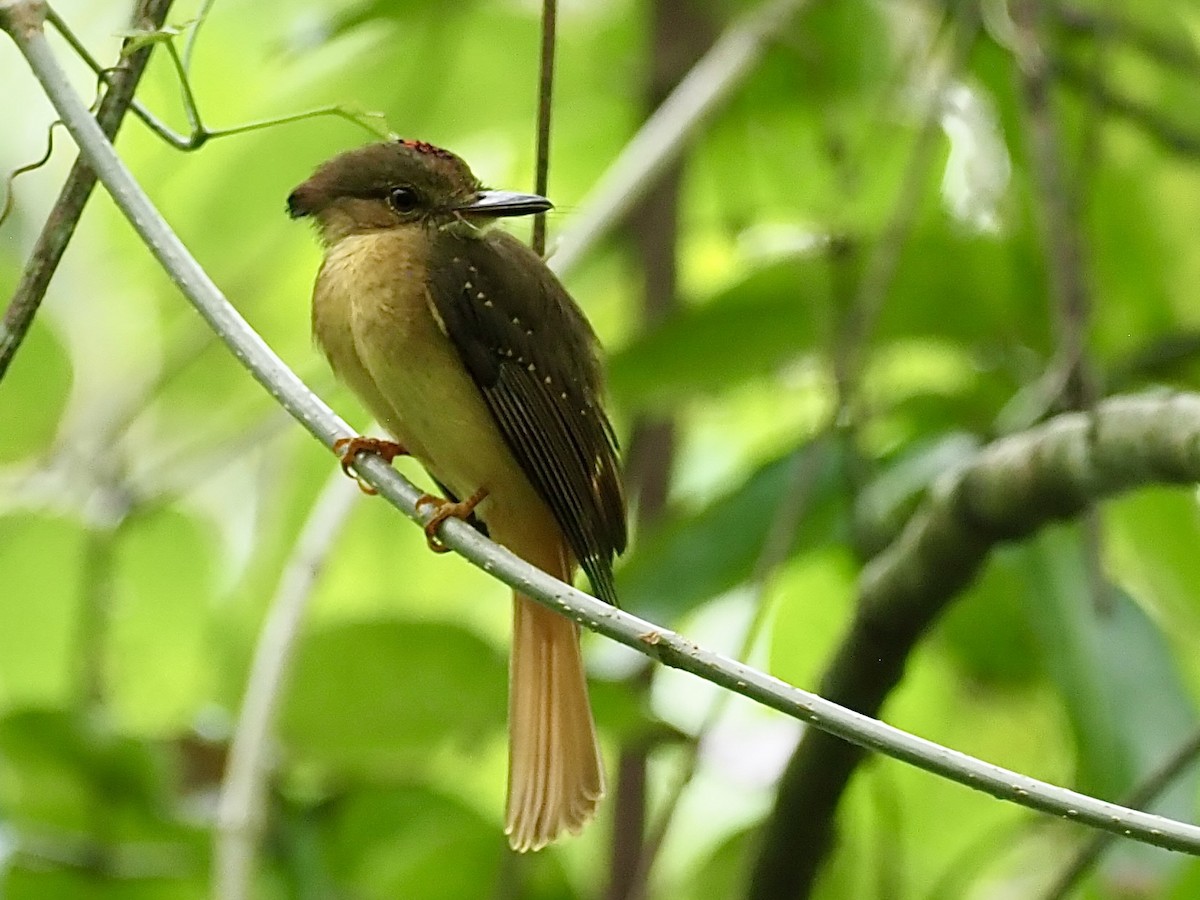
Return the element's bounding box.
[426,229,625,605]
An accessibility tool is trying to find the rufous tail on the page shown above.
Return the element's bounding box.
[505,591,605,852]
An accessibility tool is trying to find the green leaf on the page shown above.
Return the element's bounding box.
[769,547,858,689]
[1105,487,1200,634]
[1088,165,1175,356]
[322,786,506,900]
[281,620,506,771]
[620,439,850,621]
[879,221,1048,351]
[1,869,206,900]
[792,0,891,104]
[0,325,72,463]
[588,675,659,743]
[0,709,176,839]
[106,510,217,736]
[1023,530,1134,793]
[855,432,982,554]
[935,546,1043,686]
[679,827,753,900]
[608,251,832,408]
[0,515,87,710]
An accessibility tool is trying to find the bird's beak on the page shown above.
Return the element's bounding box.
[459,190,553,218]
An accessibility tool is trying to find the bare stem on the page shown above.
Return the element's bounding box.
[531,0,556,257]
[548,0,814,279]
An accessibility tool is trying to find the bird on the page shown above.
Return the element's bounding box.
[287,139,626,851]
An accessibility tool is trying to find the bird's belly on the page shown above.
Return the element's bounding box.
[312,233,539,517]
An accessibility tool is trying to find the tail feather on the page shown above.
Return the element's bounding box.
[505,594,604,852]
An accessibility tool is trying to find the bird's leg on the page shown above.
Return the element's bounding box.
[333,436,409,494]
[416,488,489,553]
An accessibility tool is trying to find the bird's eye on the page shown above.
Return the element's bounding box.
[388,186,420,214]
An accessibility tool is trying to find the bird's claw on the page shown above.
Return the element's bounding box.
[416,488,489,553]
[333,436,409,494]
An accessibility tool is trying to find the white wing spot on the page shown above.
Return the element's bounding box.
[484,300,494,307]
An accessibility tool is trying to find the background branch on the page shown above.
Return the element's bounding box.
[549,0,813,278]
[213,474,361,900]
[746,387,1200,898]
[0,0,174,382]
[1042,726,1200,899]
[606,2,710,895]
[1054,3,1200,76]
[530,0,555,257]
[1052,55,1200,158]
[1015,0,1097,412]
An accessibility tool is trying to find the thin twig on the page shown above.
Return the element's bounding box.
[606,2,710,894]
[1013,0,1112,628]
[1013,0,1097,412]
[214,473,361,900]
[1052,54,1200,158]
[11,2,1200,864]
[631,437,829,898]
[45,7,392,150]
[531,0,556,257]
[181,0,217,73]
[841,11,978,399]
[0,0,174,383]
[548,0,814,279]
[1054,3,1200,76]
[747,15,977,892]
[1042,726,1200,900]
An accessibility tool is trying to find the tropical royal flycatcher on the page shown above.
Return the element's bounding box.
[288,139,626,851]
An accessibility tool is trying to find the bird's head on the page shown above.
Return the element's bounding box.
[287,139,552,245]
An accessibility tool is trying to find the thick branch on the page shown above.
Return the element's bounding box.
[0,0,174,381]
[9,5,1200,872]
[747,391,1200,898]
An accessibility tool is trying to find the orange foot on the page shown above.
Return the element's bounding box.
[416,488,489,553]
[333,436,409,494]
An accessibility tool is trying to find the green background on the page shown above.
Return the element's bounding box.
[3,0,1200,896]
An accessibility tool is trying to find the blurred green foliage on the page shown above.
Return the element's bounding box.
[2,0,1200,897]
